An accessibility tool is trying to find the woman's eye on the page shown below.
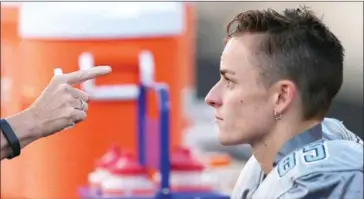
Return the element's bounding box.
[225,78,233,87]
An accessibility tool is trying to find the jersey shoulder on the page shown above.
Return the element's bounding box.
[251,140,363,199]
[276,139,363,180]
[322,118,363,144]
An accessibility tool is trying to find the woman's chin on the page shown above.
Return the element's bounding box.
[217,131,246,146]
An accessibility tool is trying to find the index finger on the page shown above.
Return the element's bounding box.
[64,66,112,85]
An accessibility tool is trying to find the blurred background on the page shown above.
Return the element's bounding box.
[1,2,362,199]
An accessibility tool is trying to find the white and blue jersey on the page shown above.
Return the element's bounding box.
[232,118,363,199]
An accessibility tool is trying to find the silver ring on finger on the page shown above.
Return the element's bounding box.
[79,98,86,110]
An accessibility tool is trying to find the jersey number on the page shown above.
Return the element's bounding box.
[278,141,327,177]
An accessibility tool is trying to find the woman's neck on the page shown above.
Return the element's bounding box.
[251,118,321,174]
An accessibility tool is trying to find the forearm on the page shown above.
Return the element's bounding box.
[1,110,40,160]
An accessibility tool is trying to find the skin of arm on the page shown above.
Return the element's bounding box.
[1,109,40,160]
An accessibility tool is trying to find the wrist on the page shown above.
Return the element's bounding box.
[5,109,41,148]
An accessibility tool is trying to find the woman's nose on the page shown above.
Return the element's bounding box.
[205,89,222,108]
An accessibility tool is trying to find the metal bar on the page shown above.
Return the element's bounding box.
[155,84,171,199]
[137,84,147,166]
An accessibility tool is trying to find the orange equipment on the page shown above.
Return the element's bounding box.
[17,2,195,198]
[0,2,21,117]
[0,3,27,199]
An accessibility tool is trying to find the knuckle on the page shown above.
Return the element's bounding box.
[67,118,74,126]
[57,83,69,92]
[81,111,87,119]
[84,92,90,102]
[76,111,87,122]
[66,95,75,104]
[65,107,75,118]
[75,89,89,101]
[64,84,72,92]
